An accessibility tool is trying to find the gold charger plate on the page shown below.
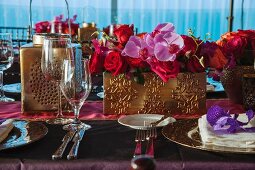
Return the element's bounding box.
[0,120,48,150]
[162,119,255,154]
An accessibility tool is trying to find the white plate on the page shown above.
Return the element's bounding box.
[207,77,224,92]
[3,83,21,93]
[118,114,176,130]
[97,92,104,99]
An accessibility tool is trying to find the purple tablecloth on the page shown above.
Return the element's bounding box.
[0,100,254,170]
[1,120,255,170]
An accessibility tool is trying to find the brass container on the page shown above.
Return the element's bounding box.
[242,74,255,110]
[78,22,98,56]
[20,33,82,113]
[221,66,255,104]
[78,22,97,42]
[103,72,206,119]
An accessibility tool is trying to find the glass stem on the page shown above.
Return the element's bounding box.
[0,71,5,98]
[56,82,63,117]
[73,106,81,124]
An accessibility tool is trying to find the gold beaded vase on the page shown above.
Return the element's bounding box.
[20,33,82,113]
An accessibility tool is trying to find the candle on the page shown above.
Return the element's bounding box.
[51,21,55,33]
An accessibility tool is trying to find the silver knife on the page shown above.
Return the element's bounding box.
[67,128,85,160]
[52,130,76,160]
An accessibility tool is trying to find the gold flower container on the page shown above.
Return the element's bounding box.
[103,72,206,119]
[221,66,255,104]
[20,33,81,113]
[78,22,98,56]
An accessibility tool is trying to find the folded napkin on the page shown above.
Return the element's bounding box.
[199,114,255,148]
[0,119,14,143]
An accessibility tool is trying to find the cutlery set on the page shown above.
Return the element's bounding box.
[133,127,157,158]
[52,128,86,160]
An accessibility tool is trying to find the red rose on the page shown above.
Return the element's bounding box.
[186,55,205,73]
[149,57,180,82]
[103,24,119,36]
[237,29,255,50]
[200,42,228,70]
[237,30,255,40]
[217,31,248,59]
[225,36,247,60]
[104,51,128,76]
[89,52,105,74]
[126,57,149,69]
[114,24,134,46]
[178,35,202,57]
[89,40,108,74]
[62,23,79,36]
[35,21,51,33]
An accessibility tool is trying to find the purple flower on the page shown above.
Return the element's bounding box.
[206,105,255,133]
[207,105,230,127]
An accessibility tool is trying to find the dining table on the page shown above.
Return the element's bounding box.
[0,90,255,170]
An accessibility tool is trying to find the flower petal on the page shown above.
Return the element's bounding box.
[129,36,141,47]
[122,41,140,58]
[154,23,175,32]
[154,33,167,45]
[145,33,155,48]
[163,32,184,47]
[154,43,176,61]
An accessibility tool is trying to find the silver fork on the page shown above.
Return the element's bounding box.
[133,129,146,157]
[145,127,157,157]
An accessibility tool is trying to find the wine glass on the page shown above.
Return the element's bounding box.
[60,58,92,130]
[0,33,14,102]
[41,37,73,124]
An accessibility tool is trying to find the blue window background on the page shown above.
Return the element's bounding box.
[0,0,254,41]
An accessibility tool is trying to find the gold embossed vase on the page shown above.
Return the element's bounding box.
[221,66,255,104]
[103,72,206,119]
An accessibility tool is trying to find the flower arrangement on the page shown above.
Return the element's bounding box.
[217,29,255,68]
[34,14,79,36]
[89,23,226,82]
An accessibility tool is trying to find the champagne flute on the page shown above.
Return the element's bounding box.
[60,59,92,130]
[41,37,73,124]
[0,33,14,102]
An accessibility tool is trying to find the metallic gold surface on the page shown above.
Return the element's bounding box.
[20,43,59,112]
[0,120,48,150]
[32,33,70,45]
[78,23,97,42]
[162,119,255,154]
[242,73,255,110]
[221,66,255,104]
[103,72,206,118]
[78,23,97,56]
[20,38,81,113]
[82,22,96,28]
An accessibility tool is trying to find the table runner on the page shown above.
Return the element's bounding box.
[0,99,245,120]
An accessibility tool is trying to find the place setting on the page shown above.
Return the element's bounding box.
[118,114,176,158]
[0,119,48,151]
[162,105,255,154]
[1,0,255,169]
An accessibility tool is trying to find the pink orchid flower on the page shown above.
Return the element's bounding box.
[122,36,153,61]
[151,23,175,37]
[145,23,175,49]
[153,32,184,61]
